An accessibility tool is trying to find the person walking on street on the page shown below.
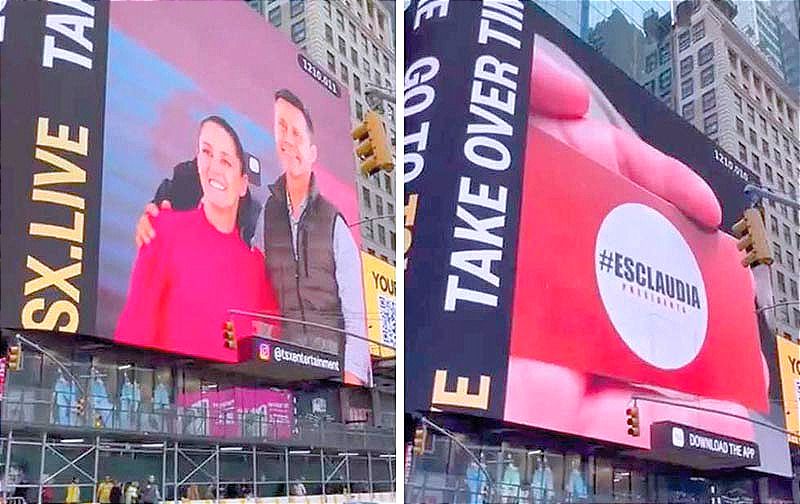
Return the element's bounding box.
[110,480,123,504]
[141,475,161,504]
[98,475,114,503]
[124,481,139,504]
[65,477,81,504]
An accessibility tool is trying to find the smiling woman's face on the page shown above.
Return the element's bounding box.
[197,120,246,212]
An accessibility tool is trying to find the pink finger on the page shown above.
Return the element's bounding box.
[613,128,722,229]
[530,46,590,119]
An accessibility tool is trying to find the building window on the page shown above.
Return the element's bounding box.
[749,128,757,145]
[698,42,714,66]
[355,101,363,120]
[375,195,383,215]
[736,117,744,135]
[351,47,358,66]
[703,113,718,135]
[659,43,670,65]
[336,9,344,30]
[268,6,281,26]
[362,187,371,208]
[777,271,786,293]
[340,63,349,84]
[752,153,760,171]
[383,55,390,73]
[680,56,693,77]
[772,125,779,142]
[747,104,755,122]
[759,115,767,133]
[658,68,671,90]
[762,139,769,156]
[739,142,747,162]
[353,74,361,95]
[785,224,793,245]
[778,174,785,192]
[326,51,336,72]
[377,225,386,246]
[681,78,693,98]
[387,202,394,216]
[691,20,705,42]
[645,52,657,73]
[764,163,772,182]
[390,231,396,250]
[384,173,392,195]
[775,149,782,163]
[682,101,695,122]
[290,0,304,17]
[678,30,690,52]
[338,36,346,56]
[700,65,714,87]
[291,20,306,43]
[349,21,356,41]
[325,24,333,44]
[701,89,715,112]
[794,309,800,329]
[645,80,655,94]
[734,93,742,113]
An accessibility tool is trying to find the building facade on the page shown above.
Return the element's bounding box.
[247,0,397,264]
[734,0,800,91]
[673,0,800,339]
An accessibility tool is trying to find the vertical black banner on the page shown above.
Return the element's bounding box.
[1,1,109,335]
[404,0,534,418]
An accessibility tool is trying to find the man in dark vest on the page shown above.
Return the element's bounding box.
[134,90,370,386]
[260,89,369,386]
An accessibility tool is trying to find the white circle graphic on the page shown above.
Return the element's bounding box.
[594,203,708,370]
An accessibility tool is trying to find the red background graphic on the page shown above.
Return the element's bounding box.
[508,128,767,412]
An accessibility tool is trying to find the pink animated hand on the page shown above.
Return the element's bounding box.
[529,46,723,229]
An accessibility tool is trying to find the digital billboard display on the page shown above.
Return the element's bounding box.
[776,336,800,443]
[361,252,396,358]
[405,0,790,476]
[1,1,371,386]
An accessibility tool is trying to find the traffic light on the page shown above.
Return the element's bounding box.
[223,321,236,350]
[76,397,86,416]
[351,110,393,176]
[412,425,427,456]
[732,207,773,267]
[6,345,22,371]
[626,406,640,437]
[93,414,104,429]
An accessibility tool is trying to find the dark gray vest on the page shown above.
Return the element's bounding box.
[263,175,344,354]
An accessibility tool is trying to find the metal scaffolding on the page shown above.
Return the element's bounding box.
[1,430,395,503]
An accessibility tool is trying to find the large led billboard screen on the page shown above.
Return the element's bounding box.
[405,0,790,476]
[1,1,371,385]
[361,252,396,358]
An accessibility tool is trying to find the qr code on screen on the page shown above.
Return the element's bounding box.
[378,294,396,349]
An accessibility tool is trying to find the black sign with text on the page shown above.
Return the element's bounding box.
[1,1,109,335]
[650,421,761,470]
[404,0,535,418]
